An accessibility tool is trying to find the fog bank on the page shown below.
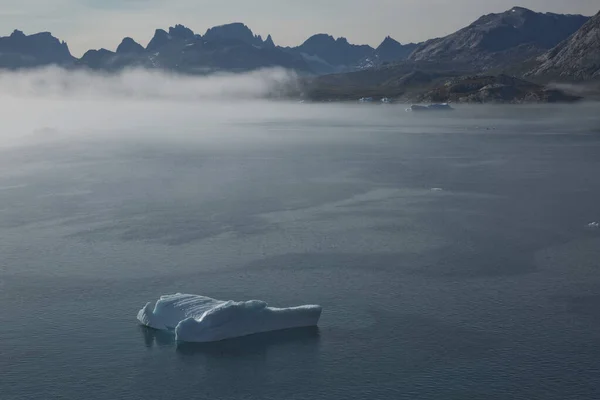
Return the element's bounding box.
[0,67,298,101]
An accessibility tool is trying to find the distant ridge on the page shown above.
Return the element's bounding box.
[0,6,597,79]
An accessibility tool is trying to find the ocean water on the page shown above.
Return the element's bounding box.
[1,99,600,400]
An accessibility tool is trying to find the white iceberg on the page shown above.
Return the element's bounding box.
[137,293,322,343]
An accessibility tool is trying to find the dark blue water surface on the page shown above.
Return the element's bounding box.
[2,102,600,399]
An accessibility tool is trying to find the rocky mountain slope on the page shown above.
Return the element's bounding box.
[299,62,581,103]
[409,7,589,69]
[417,74,580,103]
[300,61,472,101]
[528,11,600,81]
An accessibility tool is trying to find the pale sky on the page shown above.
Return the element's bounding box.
[1,0,598,57]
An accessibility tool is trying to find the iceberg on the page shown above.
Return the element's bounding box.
[137,293,322,343]
[406,103,454,112]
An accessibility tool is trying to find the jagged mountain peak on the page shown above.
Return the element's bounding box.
[146,29,171,51]
[379,36,399,45]
[0,29,74,67]
[10,29,26,38]
[356,36,420,68]
[302,34,336,46]
[169,24,195,40]
[116,37,145,54]
[376,36,404,51]
[204,22,267,46]
[264,34,275,48]
[291,33,374,72]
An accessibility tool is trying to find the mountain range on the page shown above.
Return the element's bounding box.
[0,6,599,95]
[0,22,412,74]
[77,23,310,73]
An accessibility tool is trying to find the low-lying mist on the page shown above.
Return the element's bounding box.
[0,67,298,101]
[1,67,599,152]
[0,67,309,148]
[547,81,600,100]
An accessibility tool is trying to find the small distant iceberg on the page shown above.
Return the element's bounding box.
[137,293,322,343]
[587,222,599,229]
[406,103,454,112]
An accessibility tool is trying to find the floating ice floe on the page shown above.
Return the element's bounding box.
[431,188,444,192]
[587,222,599,229]
[137,293,322,343]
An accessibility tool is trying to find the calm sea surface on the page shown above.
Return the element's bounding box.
[1,101,600,399]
